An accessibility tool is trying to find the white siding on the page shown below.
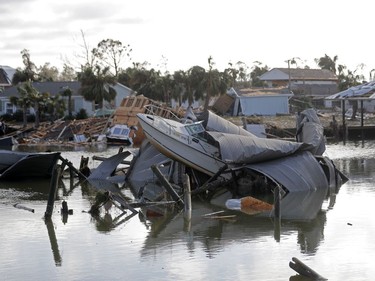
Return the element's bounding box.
[239,95,290,116]
[259,69,289,80]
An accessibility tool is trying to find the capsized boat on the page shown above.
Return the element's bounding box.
[0,150,61,180]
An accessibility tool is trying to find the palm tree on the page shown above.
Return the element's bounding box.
[171,70,187,107]
[250,61,269,87]
[78,65,117,111]
[185,65,205,107]
[202,57,229,111]
[10,81,33,127]
[224,63,239,88]
[46,94,66,121]
[61,86,73,118]
[315,54,338,74]
[19,81,46,128]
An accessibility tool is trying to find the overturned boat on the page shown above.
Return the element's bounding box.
[0,150,61,180]
[137,106,313,179]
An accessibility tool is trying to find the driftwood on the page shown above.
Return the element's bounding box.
[289,257,327,280]
[13,203,34,213]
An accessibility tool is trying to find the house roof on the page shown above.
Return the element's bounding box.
[0,65,16,86]
[1,81,132,99]
[2,81,82,98]
[260,68,338,81]
[234,87,293,97]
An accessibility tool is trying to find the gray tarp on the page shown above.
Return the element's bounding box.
[207,131,310,164]
[245,151,328,192]
[88,151,131,181]
[199,110,256,137]
[296,109,325,155]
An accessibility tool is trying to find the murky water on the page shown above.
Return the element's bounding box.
[1,142,375,281]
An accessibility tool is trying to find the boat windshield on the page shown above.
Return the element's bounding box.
[112,127,129,136]
[185,122,205,135]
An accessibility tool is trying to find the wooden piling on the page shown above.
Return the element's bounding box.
[183,174,192,220]
[45,165,59,218]
[58,156,88,180]
[56,161,66,180]
[342,100,346,141]
[274,185,281,219]
[273,185,281,241]
[151,164,184,207]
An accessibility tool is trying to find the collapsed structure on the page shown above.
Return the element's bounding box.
[124,106,347,220]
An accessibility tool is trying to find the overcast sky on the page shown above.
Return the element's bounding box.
[1,0,374,77]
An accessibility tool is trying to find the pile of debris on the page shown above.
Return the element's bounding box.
[18,117,109,144]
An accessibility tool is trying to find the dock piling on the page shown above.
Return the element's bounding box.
[183,174,192,220]
[45,165,59,218]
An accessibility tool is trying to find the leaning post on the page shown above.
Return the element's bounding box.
[45,164,59,218]
[274,185,281,241]
[183,174,192,220]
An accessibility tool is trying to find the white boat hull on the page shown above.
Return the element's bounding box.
[137,114,228,177]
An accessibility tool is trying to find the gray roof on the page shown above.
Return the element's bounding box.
[2,81,81,98]
[262,68,338,81]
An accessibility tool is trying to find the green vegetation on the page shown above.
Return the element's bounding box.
[5,33,372,125]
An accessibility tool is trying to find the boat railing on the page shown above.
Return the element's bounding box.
[143,104,181,122]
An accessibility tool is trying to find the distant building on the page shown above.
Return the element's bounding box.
[0,81,134,117]
[259,68,338,98]
[212,87,293,116]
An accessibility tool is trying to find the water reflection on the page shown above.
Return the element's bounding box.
[138,199,329,258]
[92,211,138,232]
[3,143,375,280]
[0,179,51,200]
[45,218,62,266]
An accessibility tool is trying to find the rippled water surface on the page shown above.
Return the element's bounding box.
[1,142,375,281]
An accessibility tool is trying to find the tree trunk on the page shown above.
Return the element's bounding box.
[68,95,72,118]
[22,106,27,128]
[203,93,210,111]
[34,102,40,128]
